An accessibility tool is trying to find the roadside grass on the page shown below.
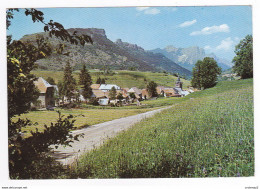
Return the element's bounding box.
[70,79,254,178]
[32,70,190,89]
[14,108,154,137]
[142,97,185,108]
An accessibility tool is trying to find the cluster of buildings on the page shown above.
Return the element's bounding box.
[33,76,194,108]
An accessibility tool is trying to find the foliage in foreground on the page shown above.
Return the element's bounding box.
[71,79,254,178]
[232,35,253,79]
[7,8,91,179]
[9,112,83,179]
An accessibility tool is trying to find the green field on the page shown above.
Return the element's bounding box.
[32,70,190,89]
[14,108,158,137]
[69,79,254,178]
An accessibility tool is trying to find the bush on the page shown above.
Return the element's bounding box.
[89,98,99,106]
[62,103,77,109]
[9,112,83,179]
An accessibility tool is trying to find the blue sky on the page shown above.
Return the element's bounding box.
[7,6,252,62]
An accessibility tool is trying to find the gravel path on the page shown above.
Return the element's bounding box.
[51,106,172,165]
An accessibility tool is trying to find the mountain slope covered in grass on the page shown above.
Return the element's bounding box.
[32,70,191,89]
[70,79,253,178]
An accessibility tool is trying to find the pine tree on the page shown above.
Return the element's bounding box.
[109,86,117,100]
[79,64,92,85]
[63,62,76,102]
[46,77,56,85]
[79,65,93,100]
[96,77,101,84]
[147,81,158,97]
[116,93,124,102]
[101,78,106,84]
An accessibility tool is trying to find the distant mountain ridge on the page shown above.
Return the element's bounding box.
[149,45,233,71]
[20,28,192,77]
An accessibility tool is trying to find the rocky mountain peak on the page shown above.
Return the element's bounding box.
[149,45,232,71]
[165,45,178,52]
[67,28,107,38]
[115,39,145,52]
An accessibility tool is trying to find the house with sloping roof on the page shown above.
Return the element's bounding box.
[121,88,129,98]
[92,89,109,99]
[34,77,55,108]
[156,86,166,97]
[180,90,190,96]
[98,98,109,106]
[141,89,149,99]
[128,87,142,99]
[99,84,121,92]
[164,88,181,97]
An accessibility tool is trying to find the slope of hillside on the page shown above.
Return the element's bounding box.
[72,79,253,178]
[115,39,192,77]
[150,45,232,71]
[32,70,191,89]
[20,28,191,77]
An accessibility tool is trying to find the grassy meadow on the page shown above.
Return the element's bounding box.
[69,79,254,178]
[14,108,157,137]
[32,70,190,89]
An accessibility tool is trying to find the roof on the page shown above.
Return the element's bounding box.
[142,89,149,96]
[128,87,142,94]
[122,88,129,92]
[181,91,190,96]
[156,86,166,94]
[164,88,175,94]
[92,89,109,98]
[91,84,101,90]
[163,88,180,97]
[119,89,129,98]
[34,77,53,93]
[116,90,125,96]
[174,87,182,92]
[99,84,121,91]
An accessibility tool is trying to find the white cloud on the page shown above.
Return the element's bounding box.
[136,7,160,15]
[136,7,149,11]
[179,19,197,28]
[204,37,234,52]
[144,8,160,15]
[190,24,230,36]
[216,37,234,51]
[204,45,212,51]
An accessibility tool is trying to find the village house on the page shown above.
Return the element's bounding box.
[127,87,142,100]
[33,75,191,108]
[99,84,121,91]
[173,76,190,97]
[164,88,181,97]
[90,84,109,105]
[90,83,128,105]
[33,77,55,108]
[141,89,149,100]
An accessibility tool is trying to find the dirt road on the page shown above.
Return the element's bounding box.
[52,106,171,165]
